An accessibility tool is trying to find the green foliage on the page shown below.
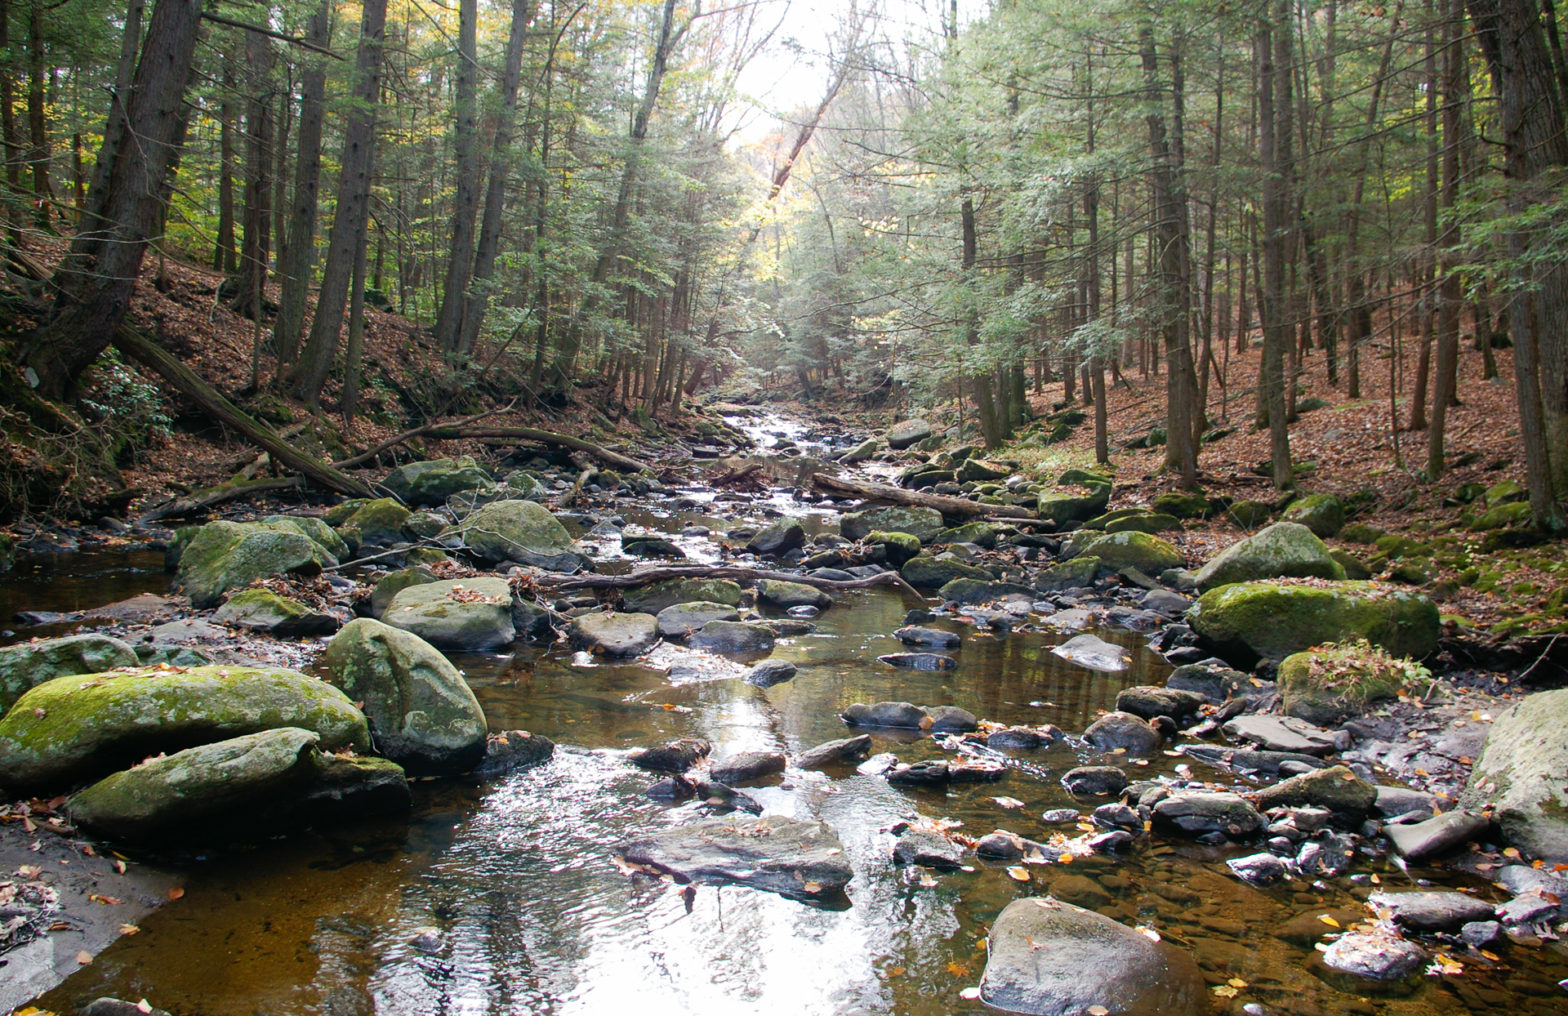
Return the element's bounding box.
[79,351,171,464]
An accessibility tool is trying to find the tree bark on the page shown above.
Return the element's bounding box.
[434,0,481,357]
[810,472,1036,522]
[272,0,330,369]
[231,28,275,320]
[1258,13,1294,491]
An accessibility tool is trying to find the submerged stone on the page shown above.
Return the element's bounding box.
[617,815,853,899]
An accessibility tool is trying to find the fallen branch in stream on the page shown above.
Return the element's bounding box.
[534,564,926,600]
[419,426,653,474]
[810,471,1037,522]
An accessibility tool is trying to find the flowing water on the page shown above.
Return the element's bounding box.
[11,418,1568,1016]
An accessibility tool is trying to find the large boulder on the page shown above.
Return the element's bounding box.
[569,612,660,656]
[617,815,853,899]
[1193,522,1346,592]
[339,498,412,548]
[382,456,494,506]
[449,499,581,572]
[687,620,775,654]
[980,897,1206,1016]
[1252,765,1377,819]
[0,666,369,796]
[1276,644,1415,726]
[177,520,338,608]
[213,589,340,637]
[321,619,488,776]
[840,505,945,543]
[382,577,515,652]
[622,578,743,615]
[1036,470,1113,526]
[1075,531,1184,573]
[1282,493,1346,538]
[756,579,832,611]
[1460,688,1568,863]
[0,634,137,717]
[369,566,439,618]
[900,555,991,589]
[1187,580,1440,665]
[885,419,933,450]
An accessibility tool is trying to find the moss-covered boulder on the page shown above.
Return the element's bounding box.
[1188,580,1441,665]
[1282,494,1346,538]
[939,578,1037,604]
[340,498,413,548]
[1037,470,1113,526]
[1460,688,1568,863]
[0,666,369,796]
[382,456,495,507]
[321,618,487,776]
[1193,522,1346,592]
[839,436,884,464]
[1252,764,1378,819]
[1469,500,1533,532]
[956,457,1011,483]
[177,520,339,609]
[1330,549,1372,581]
[1276,641,1427,726]
[756,579,833,611]
[1075,531,1183,573]
[501,469,550,500]
[0,634,137,718]
[656,601,741,638]
[214,589,340,637]
[622,578,743,615]
[935,522,1002,548]
[1225,500,1275,527]
[1102,512,1183,534]
[448,499,581,571]
[867,530,922,566]
[1036,556,1101,590]
[369,566,438,618]
[900,555,992,589]
[382,577,515,652]
[262,515,351,561]
[1151,491,1214,519]
[840,506,945,543]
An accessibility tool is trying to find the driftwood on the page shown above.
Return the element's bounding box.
[421,426,653,473]
[138,476,304,523]
[535,563,925,600]
[810,471,1036,522]
[115,325,373,500]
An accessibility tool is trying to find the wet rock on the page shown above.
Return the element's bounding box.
[864,531,921,567]
[892,828,965,870]
[1092,803,1142,831]
[1051,633,1130,673]
[1375,785,1438,818]
[177,519,338,608]
[0,634,138,717]
[746,518,806,556]
[627,738,712,773]
[1495,891,1567,927]
[85,999,174,1016]
[617,814,853,899]
[886,760,950,788]
[980,897,1206,1016]
[1321,928,1425,981]
[1187,580,1440,665]
[976,830,1037,860]
[383,577,516,652]
[1296,832,1357,877]
[755,579,833,611]
[214,589,340,637]
[1228,852,1291,885]
[469,730,556,780]
[321,618,488,776]
[1083,711,1169,755]
[1370,890,1496,932]
[1141,589,1192,616]
[1036,556,1101,591]
[449,499,582,572]
[988,726,1059,750]
[839,436,884,463]
[840,505,945,542]
[1253,765,1376,819]
[1062,765,1128,796]
[1044,607,1097,631]
[894,625,961,648]
[1152,793,1264,838]
[382,456,495,506]
[1074,531,1184,574]
[795,734,872,769]
[1494,863,1568,898]
[1166,661,1253,704]
[1178,746,1327,780]
[688,620,775,654]
[842,701,928,729]
[1193,522,1346,592]
[568,611,660,657]
[369,566,438,618]
[622,578,743,615]
[623,536,685,560]
[885,419,933,450]
[927,705,978,732]
[647,775,697,801]
[694,781,762,814]
[1383,810,1490,860]
[709,751,787,785]
[948,757,1007,783]
[1116,685,1204,721]
[1461,921,1503,948]
[745,659,798,687]
[938,578,1037,604]
[0,665,368,797]
[1223,714,1338,756]
[877,652,956,671]
[900,555,992,588]
[1460,687,1568,863]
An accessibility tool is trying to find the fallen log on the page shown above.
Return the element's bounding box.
[810,472,1036,522]
[421,426,653,474]
[138,476,303,524]
[114,324,373,500]
[334,399,518,470]
[534,563,925,600]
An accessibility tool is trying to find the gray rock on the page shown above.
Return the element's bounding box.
[1228,852,1291,885]
[939,578,1038,604]
[1091,803,1142,831]
[795,734,872,769]
[369,566,438,619]
[1461,921,1503,948]
[656,601,744,638]
[383,578,516,652]
[1083,712,1166,755]
[1043,607,1097,631]
[892,828,965,870]
[1167,661,1252,704]
[687,620,776,654]
[877,652,956,671]
[840,505,945,542]
[1322,930,1425,981]
[568,612,660,656]
[1383,810,1489,860]
[623,536,685,560]
[623,578,743,615]
[1141,588,1192,615]
[322,618,488,776]
[694,781,762,814]
[885,419,933,450]
[617,815,853,899]
[900,555,992,589]
[1051,633,1130,673]
[1296,832,1357,877]
[1460,687,1568,863]
[382,456,494,506]
[214,589,340,637]
[842,701,928,729]
[1116,685,1204,721]
[887,760,949,788]
[1194,522,1346,592]
[469,730,556,780]
[1223,714,1338,755]
[755,579,832,611]
[980,897,1206,1016]
[746,518,806,556]
[1254,765,1377,819]
[709,751,786,785]
[449,499,581,572]
[745,659,798,687]
[627,738,711,773]
[1152,793,1264,838]
[927,705,978,732]
[0,634,137,717]
[1061,765,1128,796]
[988,726,1058,750]
[1369,890,1496,931]
[1375,784,1438,818]
[177,520,338,608]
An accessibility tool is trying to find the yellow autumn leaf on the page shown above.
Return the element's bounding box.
[1006,866,1030,882]
[1319,915,1341,928]
[1212,984,1238,998]
[1227,977,1248,988]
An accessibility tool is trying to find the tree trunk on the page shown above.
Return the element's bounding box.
[1428,0,1464,479]
[292,0,388,408]
[231,28,275,320]
[1258,12,1293,490]
[272,0,330,369]
[25,1,51,228]
[434,0,481,357]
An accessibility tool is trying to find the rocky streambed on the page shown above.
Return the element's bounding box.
[0,412,1566,1016]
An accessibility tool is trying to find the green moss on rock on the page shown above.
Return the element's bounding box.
[1188,580,1440,665]
[1194,522,1345,592]
[1076,531,1183,573]
[178,520,339,609]
[1282,493,1346,538]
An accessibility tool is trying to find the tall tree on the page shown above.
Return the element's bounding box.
[273,0,332,369]
[434,0,481,357]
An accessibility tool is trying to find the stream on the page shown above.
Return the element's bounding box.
[8,413,1568,1016]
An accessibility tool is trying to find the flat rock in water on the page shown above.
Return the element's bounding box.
[1152,792,1264,838]
[1322,929,1425,981]
[1051,633,1129,673]
[877,652,955,671]
[1061,765,1128,796]
[617,815,852,899]
[980,897,1206,1016]
[709,751,787,785]
[842,701,928,729]
[1044,608,1097,631]
[627,738,711,773]
[892,828,965,870]
[1083,712,1164,755]
[1228,852,1291,885]
[1369,890,1497,932]
[568,612,660,657]
[1223,714,1338,755]
[893,625,961,648]
[687,620,775,654]
[927,705,978,732]
[1384,810,1489,860]
[655,601,741,638]
[1179,744,1326,776]
[1252,765,1376,818]
[756,579,832,611]
[1116,685,1204,721]
[795,735,872,770]
[745,659,798,687]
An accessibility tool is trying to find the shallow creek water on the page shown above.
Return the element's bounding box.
[9,419,1568,1016]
